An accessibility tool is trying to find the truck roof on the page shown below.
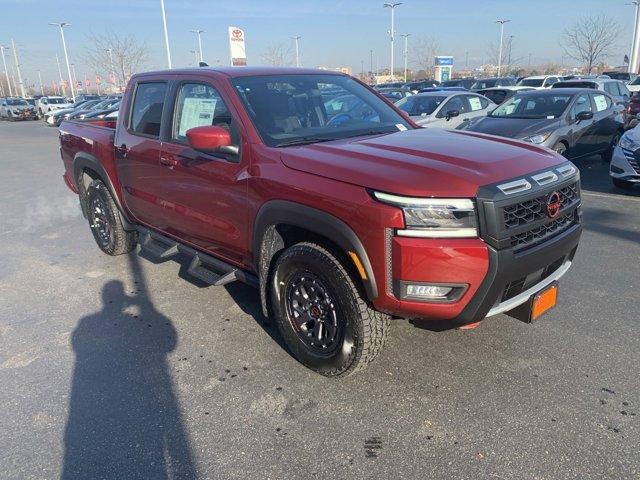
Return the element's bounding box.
[134,66,348,79]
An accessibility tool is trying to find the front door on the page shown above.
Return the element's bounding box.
[158,80,250,266]
[567,93,595,159]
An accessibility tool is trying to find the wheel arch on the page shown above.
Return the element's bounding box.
[253,200,378,317]
[72,152,134,230]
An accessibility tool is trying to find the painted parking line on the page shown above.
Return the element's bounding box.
[582,191,640,203]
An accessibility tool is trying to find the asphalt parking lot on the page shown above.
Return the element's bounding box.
[0,121,638,480]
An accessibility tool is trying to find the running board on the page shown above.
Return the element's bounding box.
[135,227,258,288]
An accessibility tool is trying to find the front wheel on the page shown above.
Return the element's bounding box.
[553,142,567,157]
[270,243,389,377]
[85,179,137,255]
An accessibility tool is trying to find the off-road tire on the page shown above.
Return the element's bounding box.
[270,242,390,377]
[85,179,137,255]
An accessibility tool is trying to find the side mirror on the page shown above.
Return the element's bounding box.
[576,111,593,123]
[445,110,460,121]
[185,125,238,156]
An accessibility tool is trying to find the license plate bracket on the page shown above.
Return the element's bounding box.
[506,281,559,323]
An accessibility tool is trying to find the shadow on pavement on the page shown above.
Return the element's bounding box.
[61,253,197,480]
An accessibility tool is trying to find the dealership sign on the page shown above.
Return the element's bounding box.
[434,56,454,66]
[229,26,247,66]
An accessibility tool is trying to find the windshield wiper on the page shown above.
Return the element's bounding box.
[275,137,337,147]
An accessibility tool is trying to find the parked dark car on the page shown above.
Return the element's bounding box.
[459,88,624,160]
[67,98,120,120]
[403,79,439,92]
[440,78,476,90]
[602,71,637,83]
[552,79,631,106]
[470,77,516,91]
[376,87,412,100]
[475,86,535,105]
[81,102,120,119]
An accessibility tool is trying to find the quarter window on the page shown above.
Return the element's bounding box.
[592,94,610,112]
[130,82,167,137]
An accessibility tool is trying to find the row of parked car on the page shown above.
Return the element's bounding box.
[0,94,121,125]
[368,73,638,190]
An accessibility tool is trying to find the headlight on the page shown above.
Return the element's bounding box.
[373,192,478,238]
[522,132,551,144]
[619,133,639,151]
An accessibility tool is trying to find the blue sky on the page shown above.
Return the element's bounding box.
[0,0,634,88]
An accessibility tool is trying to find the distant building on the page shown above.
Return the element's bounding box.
[316,66,353,75]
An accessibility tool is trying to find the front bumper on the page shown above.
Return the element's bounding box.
[371,163,582,325]
[610,145,640,183]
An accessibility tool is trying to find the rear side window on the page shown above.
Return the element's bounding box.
[592,93,611,112]
[130,82,167,137]
[603,82,618,96]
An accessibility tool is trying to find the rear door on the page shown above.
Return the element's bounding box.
[115,79,172,228]
[157,77,250,266]
[590,92,617,152]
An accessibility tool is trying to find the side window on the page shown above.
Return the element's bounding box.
[571,94,592,117]
[546,77,558,86]
[620,83,631,96]
[592,93,611,112]
[440,96,466,116]
[172,82,238,146]
[129,82,167,137]
[603,82,617,96]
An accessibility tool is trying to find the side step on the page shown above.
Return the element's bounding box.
[139,230,179,260]
[136,227,258,288]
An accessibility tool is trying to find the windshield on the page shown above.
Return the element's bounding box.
[517,78,544,87]
[630,77,640,86]
[7,99,28,106]
[232,74,411,147]
[396,95,446,116]
[490,93,572,119]
[48,98,67,104]
[472,79,498,90]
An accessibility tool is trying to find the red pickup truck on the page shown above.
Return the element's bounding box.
[59,67,582,376]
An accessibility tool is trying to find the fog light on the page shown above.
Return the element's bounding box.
[406,284,452,299]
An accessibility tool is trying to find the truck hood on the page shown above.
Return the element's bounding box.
[279,128,563,198]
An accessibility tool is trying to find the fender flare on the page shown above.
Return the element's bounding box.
[72,152,134,230]
[253,200,378,316]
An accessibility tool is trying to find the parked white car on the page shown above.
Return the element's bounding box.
[517,75,562,89]
[395,91,496,129]
[36,96,73,118]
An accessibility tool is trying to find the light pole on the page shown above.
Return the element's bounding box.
[629,1,640,74]
[37,70,44,96]
[495,19,511,77]
[383,3,402,82]
[71,63,78,91]
[106,48,118,92]
[11,39,26,98]
[191,29,205,63]
[49,22,76,101]
[160,0,172,68]
[400,33,410,82]
[291,35,302,67]
[0,44,12,97]
[55,53,65,96]
[370,49,374,77]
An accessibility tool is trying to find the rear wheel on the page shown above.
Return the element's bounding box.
[270,242,389,377]
[85,179,137,255]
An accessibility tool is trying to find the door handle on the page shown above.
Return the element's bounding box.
[159,155,179,169]
[115,144,129,157]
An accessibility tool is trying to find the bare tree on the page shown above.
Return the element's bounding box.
[411,37,439,78]
[84,31,149,89]
[487,36,521,75]
[561,15,618,74]
[260,42,293,66]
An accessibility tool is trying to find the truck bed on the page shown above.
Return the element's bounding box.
[59,118,117,195]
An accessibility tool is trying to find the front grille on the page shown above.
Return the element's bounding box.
[622,148,640,174]
[509,211,577,249]
[503,183,579,229]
